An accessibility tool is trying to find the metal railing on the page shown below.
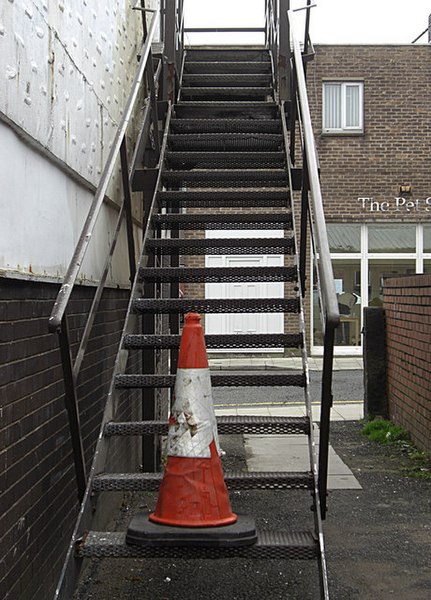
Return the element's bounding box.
[48,8,162,502]
[287,6,340,519]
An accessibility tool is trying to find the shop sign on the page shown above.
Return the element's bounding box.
[358,197,431,213]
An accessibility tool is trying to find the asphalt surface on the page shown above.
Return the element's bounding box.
[74,404,431,599]
[212,369,364,407]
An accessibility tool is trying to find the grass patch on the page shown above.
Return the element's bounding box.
[361,419,431,480]
[361,419,410,444]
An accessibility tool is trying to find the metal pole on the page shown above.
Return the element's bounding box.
[279,0,290,101]
[120,140,137,284]
[164,0,176,102]
[58,316,87,502]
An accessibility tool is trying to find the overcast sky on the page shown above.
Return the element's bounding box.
[184,1,431,45]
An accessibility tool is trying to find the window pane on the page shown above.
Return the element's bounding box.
[424,260,431,273]
[314,258,362,347]
[368,224,415,253]
[324,84,341,129]
[345,85,360,127]
[327,224,361,253]
[333,260,362,347]
[424,224,431,252]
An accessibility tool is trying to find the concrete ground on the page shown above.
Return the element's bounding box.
[74,362,431,600]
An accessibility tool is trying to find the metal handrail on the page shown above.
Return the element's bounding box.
[288,8,340,521]
[288,10,339,330]
[48,9,159,334]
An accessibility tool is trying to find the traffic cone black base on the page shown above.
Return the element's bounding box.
[126,513,257,548]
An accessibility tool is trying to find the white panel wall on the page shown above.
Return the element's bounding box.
[0,1,145,283]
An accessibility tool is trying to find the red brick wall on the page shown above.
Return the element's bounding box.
[307,45,431,224]
[383,274,431,453]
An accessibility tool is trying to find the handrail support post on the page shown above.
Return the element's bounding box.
[58,316,87,502]
[120,139,137,284]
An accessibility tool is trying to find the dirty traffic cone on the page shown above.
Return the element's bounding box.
[126,313,257,547]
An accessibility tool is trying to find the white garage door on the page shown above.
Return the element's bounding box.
[205,229,284,350]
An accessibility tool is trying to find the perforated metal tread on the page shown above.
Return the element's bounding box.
[157,189,290,208]
[162,169,288,188]
[92,471,313,492]
[131,297,300,314]
[174,102,278,119]
[146,237,294,255]
[185,48,271,62]
[104,415,310,437]
[182,74,272,86]
[165,151,285,170]
[181,87,273,101]
[169,118,281,134]
[78,530,318,560]
[115,372,305,389]
[152,213,292,230]
[123,332,302,349]
[184,61,272,74]
[168,133,283,150]
[138,266,297,283]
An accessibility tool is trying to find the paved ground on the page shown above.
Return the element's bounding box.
[74,365,431,600]
[75,421,431,600]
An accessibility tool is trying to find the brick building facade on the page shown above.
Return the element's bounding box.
[306,44,431,354]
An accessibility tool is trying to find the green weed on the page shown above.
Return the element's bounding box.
[361,419,409,444]
[361,419,431,480]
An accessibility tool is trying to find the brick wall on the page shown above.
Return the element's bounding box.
[383,274,431,454]
[0,278,137,600]
[307,45,431,223]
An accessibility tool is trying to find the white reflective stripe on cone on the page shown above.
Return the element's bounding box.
[167,368,221,458]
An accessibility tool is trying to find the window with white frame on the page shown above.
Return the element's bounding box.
[323,81,364,133]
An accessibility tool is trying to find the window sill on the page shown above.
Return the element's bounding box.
[321,130,364,137]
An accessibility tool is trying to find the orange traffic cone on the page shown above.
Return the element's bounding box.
[126,313,257,547]
[150,312,236,527]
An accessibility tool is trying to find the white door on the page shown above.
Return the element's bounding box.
[205,230,284,350]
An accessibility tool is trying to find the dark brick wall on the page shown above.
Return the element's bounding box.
[307,45,431,223]
[383,274,431,454]
[0,278,135,600]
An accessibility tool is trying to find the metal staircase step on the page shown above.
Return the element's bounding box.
[169,118,281,134]
[92,471,313,492]
[182,73,272,86]
[104,415,310,436]
[145,237,295,255]
[162,169,288,188]
[138,266,297,283]
[78,530,319,560]
[168,133,283,150]
[157,189,290,208]
[123,332,302,350]
[151,213,292,230]
[131,297,299,314]
[165,151,285,169]
[181,87,273,100]
[184,61,272,74]
[115,372,305,389]
[174,101,278,119]
[185,48,271,62]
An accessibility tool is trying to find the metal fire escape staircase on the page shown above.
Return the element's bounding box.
[50,3,339,599]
